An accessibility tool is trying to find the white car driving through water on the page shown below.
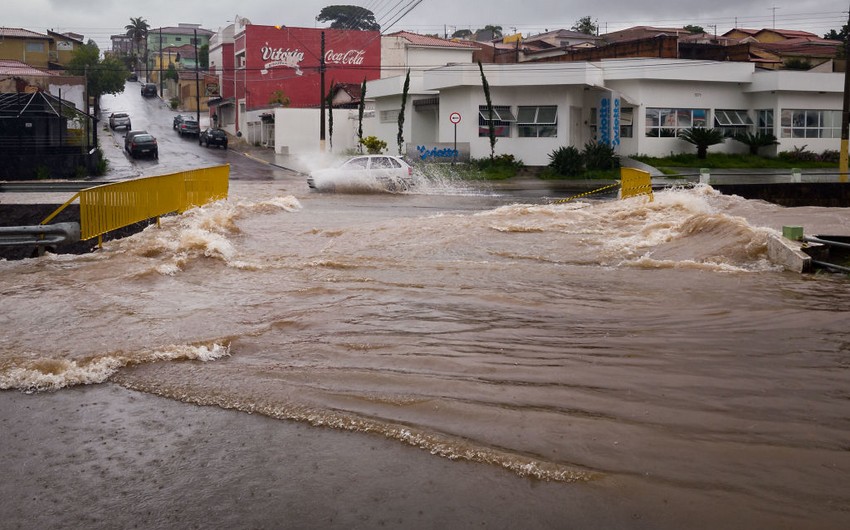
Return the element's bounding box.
[307,155,415,192]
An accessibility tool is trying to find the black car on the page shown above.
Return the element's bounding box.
[199,128,228,149]
[127,133,158,159]
[141,83,157,97]
[124,130,149,152]
[127,73,138,82]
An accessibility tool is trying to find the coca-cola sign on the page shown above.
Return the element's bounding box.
[324,49,366,65]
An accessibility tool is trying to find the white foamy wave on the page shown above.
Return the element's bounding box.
[0,343,231,393]
[477,186,778,271]
[105,196,302,273]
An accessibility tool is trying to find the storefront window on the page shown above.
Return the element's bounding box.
[714,109,753,137]
[517,106,558,138]
[645,108,707,137]
[756,110,774,136]
[478,105,515,138]
[781,109,842,138]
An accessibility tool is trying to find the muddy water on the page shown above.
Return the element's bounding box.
[1,180,849,527]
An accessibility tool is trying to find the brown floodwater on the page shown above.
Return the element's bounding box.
[1,178,849,528]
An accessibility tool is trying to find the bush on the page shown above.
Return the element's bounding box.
[470,153,524,180]
[548,146,584,176]
[582,142,619,171]
[778,145,817,162]
[359,135,387,154]
[169,97,179,110]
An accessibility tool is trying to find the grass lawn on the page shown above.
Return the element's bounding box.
[631,153,838,170]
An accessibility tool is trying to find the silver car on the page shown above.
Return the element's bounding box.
[308,155,415,192]
[109,112,131,131]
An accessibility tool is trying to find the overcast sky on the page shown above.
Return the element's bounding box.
[6,0,848,49]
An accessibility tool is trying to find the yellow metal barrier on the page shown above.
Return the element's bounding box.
[620,167,654,202]
[42,164,229,241]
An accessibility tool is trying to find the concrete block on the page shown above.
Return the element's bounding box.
[768,234,811,273]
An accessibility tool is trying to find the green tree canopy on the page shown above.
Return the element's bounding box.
[480,25,503,39]
[199,43,209,69]
[316,5,380,31]
[684,24,705,34]
[125,16,150,55]
[66,40,128,115]
[824,23,849,41]
[572,16,598,36]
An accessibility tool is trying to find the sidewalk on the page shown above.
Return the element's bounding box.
[228,142,309,175]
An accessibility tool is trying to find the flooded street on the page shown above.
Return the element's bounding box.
[1,84,850,529]
[2,174,849,528]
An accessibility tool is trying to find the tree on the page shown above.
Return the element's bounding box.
[480,25,503,40]
[397,69,410,155]
[678,127,725,159]
[824,23,850,42]
[357,78,367,152]
[316,5,380,31]
[125,17,149,74]
[684,24,705,34]
[571,16,598,36]
[198,44,209,70]
[478,61,496,159]
[66,40,128,116]
[269,90,291,107]
[733,132,779,156]
[452,29,473,40]
[326,80,335,150]
[164,62,178,81]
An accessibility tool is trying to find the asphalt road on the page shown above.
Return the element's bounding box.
[99,81,291,182]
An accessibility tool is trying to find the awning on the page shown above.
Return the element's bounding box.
[413,97,439,108]
[208,96,235,108]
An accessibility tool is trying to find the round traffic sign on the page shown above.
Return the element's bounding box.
[449,112,461,124]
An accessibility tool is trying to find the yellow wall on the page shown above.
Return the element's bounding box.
[0,38,51,68]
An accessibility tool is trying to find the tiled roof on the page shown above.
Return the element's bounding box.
[0,27,50,39]
[387,31,478,49]
[0,59,54,76]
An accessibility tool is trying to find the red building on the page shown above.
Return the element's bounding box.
[214,25,379,134]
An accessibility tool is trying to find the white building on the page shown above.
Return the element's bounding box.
[272,31,844,165]
[367,58,844,166]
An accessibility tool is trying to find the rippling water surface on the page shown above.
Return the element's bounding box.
[2,181,849,526]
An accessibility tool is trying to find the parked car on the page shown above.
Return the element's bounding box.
[307,155,415,192]
[140,83,157,97]
[177,118,200,136]
[108,112,131,131]
[127,73,138,82]
[124,130,149,152]
[173,114,186,129]
[127,133,158,159]
[199,128,228,149]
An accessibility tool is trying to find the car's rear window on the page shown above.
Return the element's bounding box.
[133,134,154,141]
[113,113,128,118]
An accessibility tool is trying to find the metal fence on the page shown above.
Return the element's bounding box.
[42,164,229,242]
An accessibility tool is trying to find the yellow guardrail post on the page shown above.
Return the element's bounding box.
[619,167,653,202]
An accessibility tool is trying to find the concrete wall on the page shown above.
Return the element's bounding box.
[273,107,372,156]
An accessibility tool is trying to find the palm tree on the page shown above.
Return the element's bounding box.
[733,131,779,156]
[125,17,150,76]
[678,127,725,159]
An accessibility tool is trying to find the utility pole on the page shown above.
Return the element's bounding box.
[840,6,850,183]
[194,29,200,124]
[159,29,163,97]
[320,31,326,150]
